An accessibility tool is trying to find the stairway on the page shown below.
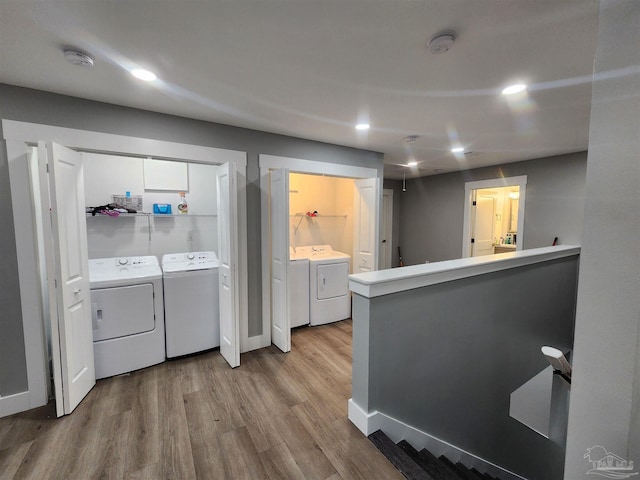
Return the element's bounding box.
[369,430,501,480]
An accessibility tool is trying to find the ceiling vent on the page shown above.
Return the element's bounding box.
[428,33,455,54]
[63,48,94,67]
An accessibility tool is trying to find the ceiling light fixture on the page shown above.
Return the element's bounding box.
[428,33,456,55]
[355,123,370,131]
[407,161,418,167]
[402,171,407,192]
[63,48,94,67]
[502,83,527,95]
[131,68,157,82]
[451,147,464,153]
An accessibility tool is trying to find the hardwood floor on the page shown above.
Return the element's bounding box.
[0,320,402,480]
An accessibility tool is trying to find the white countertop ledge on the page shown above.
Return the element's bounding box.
[349,245,581,298]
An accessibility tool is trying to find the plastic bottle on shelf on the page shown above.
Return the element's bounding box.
[177,192,188,214]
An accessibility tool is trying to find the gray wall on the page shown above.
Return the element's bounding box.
[398,152,587,265]
[0,83,383,397]
[565,1,640,476]
[352,255,580,479]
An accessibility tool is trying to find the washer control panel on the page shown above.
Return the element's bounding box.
[162,251,219,273]
[89,256,161,283]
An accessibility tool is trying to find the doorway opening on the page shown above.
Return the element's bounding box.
[259,155,380,355]
[462,176,527,258]
[5,120,246,418]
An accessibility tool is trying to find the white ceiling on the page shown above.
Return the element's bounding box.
[0,1,599,179]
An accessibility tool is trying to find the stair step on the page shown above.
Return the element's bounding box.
[471,467,496,480]
[456,462,487,480]
[440,456,473,480]
[415,447,465,480]
[397,441,459,480]
[368,431,435,480]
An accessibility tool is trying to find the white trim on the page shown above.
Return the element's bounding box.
[258,154,381,352]
[348,398,381,435]
[3,119,249,415]
[462,175,527,258]
[351,406,526,480]
[3,120,247,168]
[0,391,33,418]
[349,245,580,298]
[259,154,377,179]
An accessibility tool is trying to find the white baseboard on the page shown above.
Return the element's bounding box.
[348,399,526,480]
[348,398,380,435]
[0,391,31,418]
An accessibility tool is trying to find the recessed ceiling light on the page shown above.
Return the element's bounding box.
[131,68,157,82]
[502,83,527,95]
[407,161,418,167]
[355,123,370,131]
[451,147,464,153]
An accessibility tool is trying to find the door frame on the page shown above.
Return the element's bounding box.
[258,154,380,350]
[3,119,248,417]
[461,176,527,258]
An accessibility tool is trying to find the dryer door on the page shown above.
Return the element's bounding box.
[91,284,156,341]
[316,262,349,300]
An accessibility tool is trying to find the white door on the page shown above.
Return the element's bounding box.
[270,168,290,353]
[216,162,240,368]
[38,141,95,416]
[353,178,379,273]
[381,189,393,269]
[472,194,496,257]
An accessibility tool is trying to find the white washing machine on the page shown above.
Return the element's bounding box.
[304,245,351,326]
[289,247,309,328]
[89,256,165,379]
[162,251,220,358]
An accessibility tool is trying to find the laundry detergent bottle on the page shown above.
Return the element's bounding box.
[177,192,188,214]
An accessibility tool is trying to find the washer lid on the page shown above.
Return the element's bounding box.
[89,256,162,282]
[162,251,219,272]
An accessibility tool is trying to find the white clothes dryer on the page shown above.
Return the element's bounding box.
[162,251,220,358]
[303,245,351,326]
[89,256,165,379]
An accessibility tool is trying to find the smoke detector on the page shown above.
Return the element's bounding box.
[428,33,455,54]
[63,48,94,67]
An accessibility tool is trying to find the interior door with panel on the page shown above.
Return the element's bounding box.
[269,168,290,353]
[472,194,496,257]
[216,162,240,367]
[38,141,95,416]
[353,178,379,273]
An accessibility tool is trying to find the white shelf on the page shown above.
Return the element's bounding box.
[86,212,216,217]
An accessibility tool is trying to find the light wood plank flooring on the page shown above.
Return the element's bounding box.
[0,320,402,480]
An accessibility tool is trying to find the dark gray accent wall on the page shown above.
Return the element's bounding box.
[399,152,587,265]
[0,83,383,397]
[352,255,580,479]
